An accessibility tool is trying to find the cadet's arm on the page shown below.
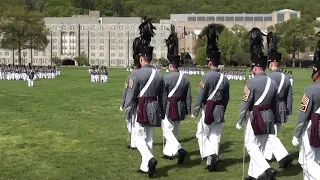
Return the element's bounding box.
[237,81,254,125]
[287,84,293,115]
[120,76,130,109]
[294,89,313,139]
[223,79,230,111]
[192,75,208,117]
[186,80,192,115]
[123,73,139,111]
[158,77,165,119]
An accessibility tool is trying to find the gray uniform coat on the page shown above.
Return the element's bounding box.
[192,68,230,123]
[163,69,192,121]
[237,72,279,134]
[268,69,293,123]
[123,64,164,127]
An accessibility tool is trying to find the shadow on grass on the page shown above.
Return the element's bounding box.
[154,136,196,147]
[155,141,246,178]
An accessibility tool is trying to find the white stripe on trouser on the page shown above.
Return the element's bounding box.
[245,119,270,178]
[264,123,289,161]
[126,114,137,148]
[162,115,181,156]
[134,114,154,172]
[298,121,320,180]
[196,110,223,165]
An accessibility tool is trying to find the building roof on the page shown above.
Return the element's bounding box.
[170,13,272,21]
[44,17,143,25]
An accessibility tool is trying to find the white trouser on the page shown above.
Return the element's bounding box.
[127,114,137,148]
[134,115,154,172]
[299,121,320,180]
[162,115,181,156]
[196,110,223,165]
[105,75,108,82]
[95,75,99,82]
[264,123,289,161]
[28,79,34,87]
[90,75,94,82]
[245,119,270,178]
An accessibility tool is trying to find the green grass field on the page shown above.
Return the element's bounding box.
[0,67,313,180]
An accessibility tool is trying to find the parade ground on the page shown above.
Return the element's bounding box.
[0,67,310,179]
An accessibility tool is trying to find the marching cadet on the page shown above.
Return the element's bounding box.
[288,70,293,86]
[161,29,191,163]
[236,28,278,180]
[292,40,320,180]
[120,36,143,150]
[264,32,293,168]
[123,17,163,178]
[28,70,35,87]
[191,24,230,172]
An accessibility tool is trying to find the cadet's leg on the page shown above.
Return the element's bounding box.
[196,110,215,159]
[130,115,137,148]
[135,120,154,172]
[245,120,270,178]
[162,116,181,157]
[298,121,320,180]
[28,79,31,87]
[31,80,34,87]
[266,123,289,161]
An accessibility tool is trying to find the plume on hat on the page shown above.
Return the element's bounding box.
[206,24,220,54]
[249,27,265,58]
[267,32,278,54]
[314,40,320,65]
[132,37,141,61]
[138,16,156,46]
[165,25,179,59]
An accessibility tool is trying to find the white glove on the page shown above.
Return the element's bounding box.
[191,114,195,118]
[292,136,299,146]
[120,106,123,111]
[236,123,242,130]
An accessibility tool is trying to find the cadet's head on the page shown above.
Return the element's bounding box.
[168,55,181,71]
[251,55,267,75]
[206,51,220,69]
[139,46,154,66]
[268,61,280,70]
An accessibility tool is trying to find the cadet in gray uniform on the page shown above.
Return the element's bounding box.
[292,40,320,180]
[123,18,163,178]
[191,24,230,172]
[161,29,191,163]
[264,32,293,168]
[236,28,278,180]
[120,36,143,150]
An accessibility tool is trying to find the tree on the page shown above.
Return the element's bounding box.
[218,29,239,64]
[51,57,61,65]
[270,18,315,67]
[195,46,207,66]
[75,52,89,66]
[0,6,49,65]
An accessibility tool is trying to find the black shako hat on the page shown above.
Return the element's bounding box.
[206,24,221,65]
[267,32,281,62]
[249,27,268,68]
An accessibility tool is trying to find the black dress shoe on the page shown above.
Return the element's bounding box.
[208,154,220,172]
[136,169,148,174]
[243,176,256,180]
[148,158,157,178]
[162,155,173,160]
[264,168,277,180]
[178,148,187,164]
[279,155,293,168]
[126,145,137,150]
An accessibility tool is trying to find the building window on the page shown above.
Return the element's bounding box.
[42,52,46,56]
[91,46,96,50]
[245,17,253,21]
[53,32,57,36]
[187,17,196,21]
[160,33,165,36]
[53,46,57,49]
[207,17,215,21]
[226,17,234,21]
[130,33,135,37]
[119,53,123,57]
[34,52,38,56]
[90,33,95,37]
[62,26,66,30]
[216,17,224,21]
[80,46,84,49]
[80,26,85,30]
[91,53,95,56]
[53,52,57,56]
[197,17,205,21]
[100,46,104,50]
[111,46,116,50]
[254,17,263,21]
[119,26,124,30]
[118,33,124,37]
[131,26,135,31]
[235,17,244,21]
[161,47,165,50]
[152,40,157,44]
[80,39,85,43]
[264,16,272,21]
[5,52,9,56]
[99,33,104,36]
[100,53,104,57]
[111,26,116,30]
[91,26,96,30]
[70,26,75,30]
[290,13,297,19]
[119,39,123,43]
[111,53,116,57]
[119,46,124,50]
[53,39,57,43]
[99,39,104,43]
[91,39,96,43]
[277,13,284,23]
[111,39,116,43]
[111,32,116,36]
[53,26,58,30]
[161,53,165,57]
